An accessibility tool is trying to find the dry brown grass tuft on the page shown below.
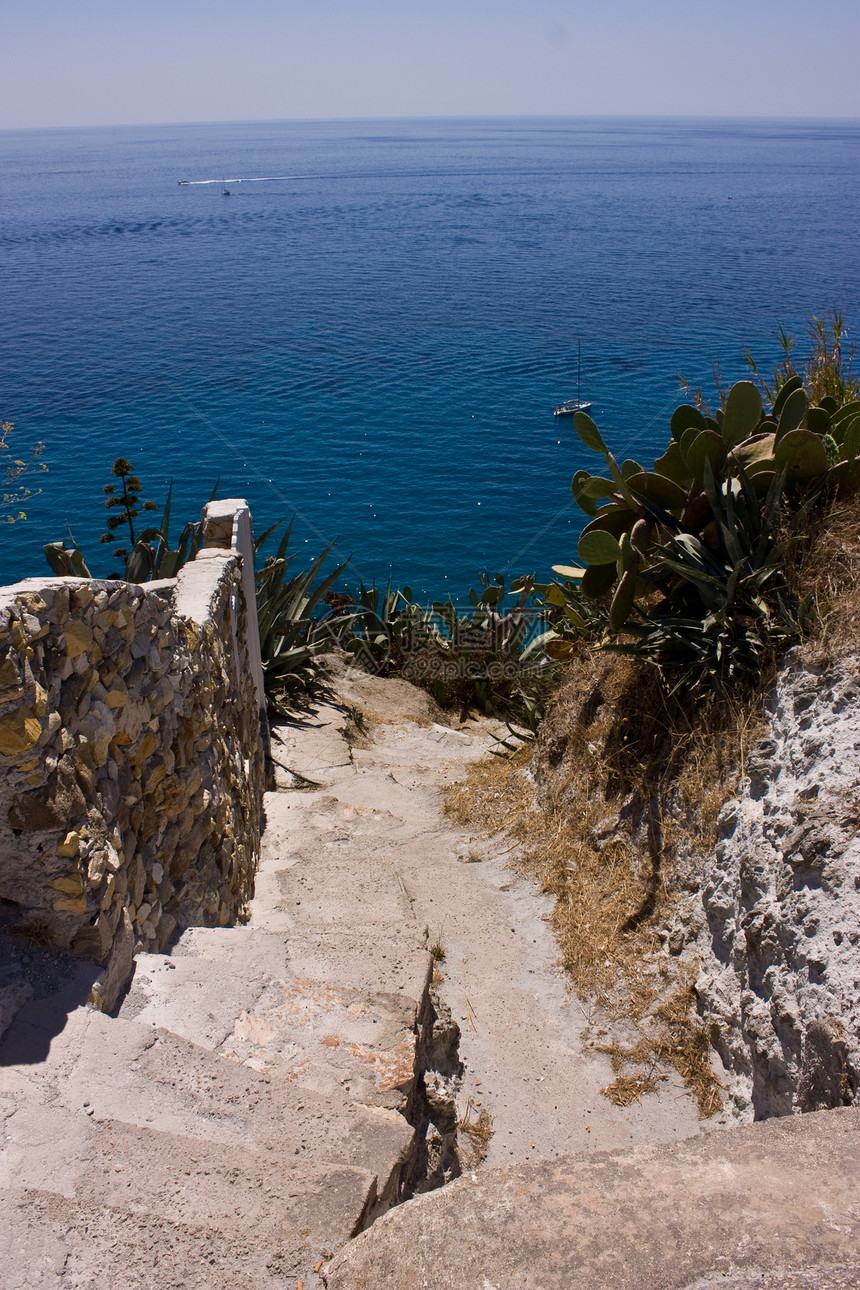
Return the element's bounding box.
[13,919,56,949]
[457,1099,494,1166]
[443,749,532,834]
[789,492,860,662]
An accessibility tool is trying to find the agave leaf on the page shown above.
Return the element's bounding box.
[44,539,92,579]
[572,410,608,454]
[578,529,622,566]
[159,481,174,550]
[775,387,810,443]
[670,404,706,443]
[544,584,569,607]
[254,519,284,553]
[124,542,154,583]
[722,380,763,447]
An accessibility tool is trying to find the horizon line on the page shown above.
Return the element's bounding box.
[3,111,859,135]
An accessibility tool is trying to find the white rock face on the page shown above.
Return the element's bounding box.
[690,651,860,1119]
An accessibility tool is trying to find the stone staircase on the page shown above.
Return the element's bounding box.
[0,677,476,1289]
[6,659,857,1290]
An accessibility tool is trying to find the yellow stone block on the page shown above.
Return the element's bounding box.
[51,895,88,914]
[63,620,94,658]
[130,732,159,767]
[20,593,48,614]
[49,873,85,896]
[145,762,167,794]
[101,874,116,909]
[32,682,48,717]
[0,709,42,757]
[105,689,128,709]
[57,831,81,858]
[0,656,22,700]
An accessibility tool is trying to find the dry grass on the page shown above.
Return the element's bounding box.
[457,1099,494,1167]
[443,493,860,1119]
[13,919,57,948]
[788,493,860,662]
[446,643,742,1118]
[443,748,532,834]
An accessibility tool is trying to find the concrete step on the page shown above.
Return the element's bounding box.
[323,1106,860,1290]
[121,923,432,1109]
[1,1106,376,1287]
[0,1001,414,1275]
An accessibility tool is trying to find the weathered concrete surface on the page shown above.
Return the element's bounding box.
[325,1106,860,1290]
[269,656,702,1168]
[1,657,708,1290]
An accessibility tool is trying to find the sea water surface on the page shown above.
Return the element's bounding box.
[3,116,859,598]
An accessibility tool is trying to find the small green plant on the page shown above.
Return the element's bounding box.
[745,308,859,408]
[338,571,556,730]
[254,519,354,715]
[429,940,447,962]
[1,420,46,523]
[99,457,159,566]
[45,459,213,583]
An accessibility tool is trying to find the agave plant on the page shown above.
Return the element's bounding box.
[44,470,216,583]
[254,519,354,712]
[566,375,860,633]
[337,580,429,671]
[607,461,805,693]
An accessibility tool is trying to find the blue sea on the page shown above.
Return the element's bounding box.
[3,116,859,600]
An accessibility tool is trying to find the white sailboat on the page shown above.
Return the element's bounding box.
[554,342,592,416]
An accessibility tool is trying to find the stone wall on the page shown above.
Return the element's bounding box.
[0,501,268,1009]
[687,651,860,1118]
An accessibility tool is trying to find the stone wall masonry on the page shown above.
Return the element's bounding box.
[0,502,267,1010]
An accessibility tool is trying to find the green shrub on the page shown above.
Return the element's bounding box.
[540,314,860,696]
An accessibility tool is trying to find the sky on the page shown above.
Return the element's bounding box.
[2,0,859,129]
